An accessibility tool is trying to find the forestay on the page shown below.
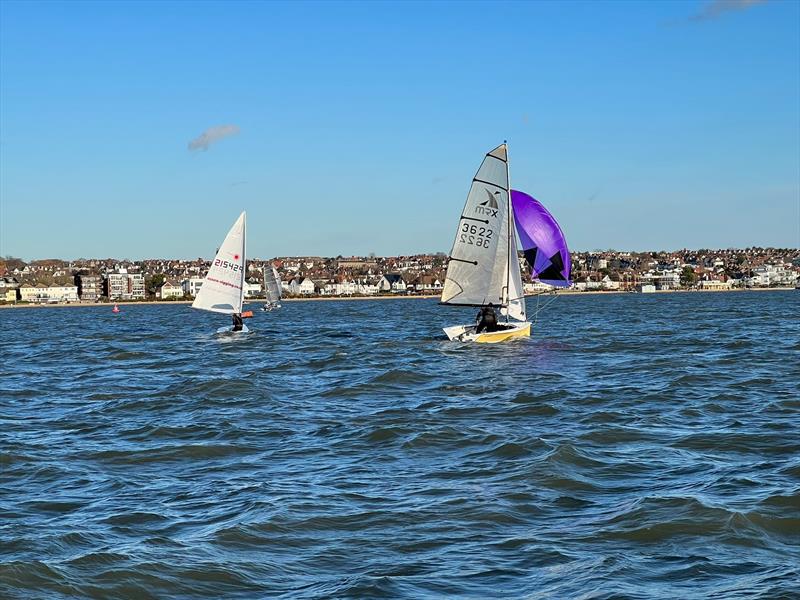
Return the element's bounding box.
[263,266,282,303]
[192,211,247,314]
[511,190,571,287]
[441,144,511,307]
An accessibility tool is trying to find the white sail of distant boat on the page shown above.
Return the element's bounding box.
[262,265,282,310]
[192,211,249,332]
[441,143,529,342]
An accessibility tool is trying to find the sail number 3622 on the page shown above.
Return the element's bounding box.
[459,223,492,248]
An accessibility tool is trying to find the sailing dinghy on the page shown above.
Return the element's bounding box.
[261,265,282,311]
[192,211,250,334]
[441,143,529,343]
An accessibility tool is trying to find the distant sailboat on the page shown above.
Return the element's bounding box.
[261,265,282,311]
[112,304,120,314]
[441,143,529,343]
[192,211,250,333]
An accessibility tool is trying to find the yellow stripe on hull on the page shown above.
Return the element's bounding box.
[475,322,531,344]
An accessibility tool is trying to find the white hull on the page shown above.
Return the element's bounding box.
[216,324,250,334]
[444,320,531,343]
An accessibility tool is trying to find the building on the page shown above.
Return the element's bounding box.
[298,278,316,295]
[336,257,378,271]
[182,277,205,297]
[244,280,262,298]
[698,280,732,290]
[47,283,79,302]
[157,279,183,299]
[75,272,103,301]
[0,277,20,294]
[19,282,49,302]
[106,269,145,300]
[524,282,555,294]
[413,275,443,293]
[377,273,407,293]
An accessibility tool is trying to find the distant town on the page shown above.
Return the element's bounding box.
[1,247,798,304]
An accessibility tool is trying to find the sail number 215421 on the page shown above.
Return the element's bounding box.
[459,223,492,248]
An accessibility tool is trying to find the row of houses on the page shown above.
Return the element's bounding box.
[167,273,443,299]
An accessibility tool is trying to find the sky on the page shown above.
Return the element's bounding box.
[1,0,798,260]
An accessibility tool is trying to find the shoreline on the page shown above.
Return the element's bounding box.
[0,287,795,310]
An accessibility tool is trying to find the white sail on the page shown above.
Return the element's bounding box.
[441,144,511,307]
[502,152,527,322]
[192,212,246,315]
[263,265,282,303]
[503,221,527,322]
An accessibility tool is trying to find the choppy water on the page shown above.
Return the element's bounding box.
[1,291,799,599]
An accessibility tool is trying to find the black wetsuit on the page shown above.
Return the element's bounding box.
[475,307,498,333]
[232,314,244,331]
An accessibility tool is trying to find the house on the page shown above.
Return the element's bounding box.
[298,278,316,295]
[355,278,379,295]
[698,280,732,290]
[47,283,79,303]
[0,277,19,292]
[20,282,49,302]
[377,273,407,293]
[4,289,19,302]
[413,275,443,294]
[283,277,303,295]
[244,280,262,298]
[600,275,619,290]
[523,282,555,294]
[157,279,183,299]
[182,277,205,297]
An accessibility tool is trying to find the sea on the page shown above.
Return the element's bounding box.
[1,291,798,599]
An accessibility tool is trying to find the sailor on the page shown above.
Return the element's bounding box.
[475,303,499,333]
[232,313,244,331]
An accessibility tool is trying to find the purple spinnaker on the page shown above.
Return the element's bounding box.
[511,190,571,287]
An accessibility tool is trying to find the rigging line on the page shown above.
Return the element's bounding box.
[531,292,559,324]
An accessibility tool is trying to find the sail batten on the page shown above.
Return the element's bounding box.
[192,212,247,315]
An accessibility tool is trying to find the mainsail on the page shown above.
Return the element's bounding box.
[510,190,571,287]
[441,144,512,308]
[192,211,247,314]
[263,265,282,304]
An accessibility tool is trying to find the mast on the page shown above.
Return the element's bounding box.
[240,211,246,314]
[505,140,512,322]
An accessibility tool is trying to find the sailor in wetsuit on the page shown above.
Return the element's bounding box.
[232,313,244,331]
[475,303,499,334]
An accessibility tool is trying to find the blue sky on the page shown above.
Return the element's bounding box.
[1,0,798,260]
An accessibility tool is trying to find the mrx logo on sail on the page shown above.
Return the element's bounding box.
[474,189,500,218]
